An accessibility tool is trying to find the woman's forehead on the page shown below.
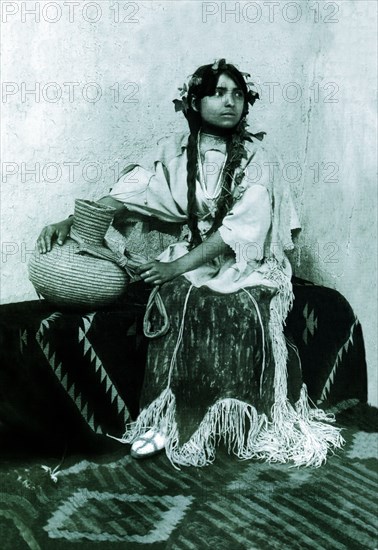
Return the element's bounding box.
[215,73,241,90]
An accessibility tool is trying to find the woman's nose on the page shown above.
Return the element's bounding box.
[224,92,235,107]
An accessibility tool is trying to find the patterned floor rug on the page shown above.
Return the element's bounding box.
[0,403,377,550]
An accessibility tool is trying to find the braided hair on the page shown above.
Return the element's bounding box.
[183,62,255,249]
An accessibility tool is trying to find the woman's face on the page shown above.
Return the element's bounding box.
[198,73,245,130]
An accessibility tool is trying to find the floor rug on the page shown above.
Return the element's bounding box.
[0,403,377,550]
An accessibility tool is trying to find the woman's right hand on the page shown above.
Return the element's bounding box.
[37,217,73,254]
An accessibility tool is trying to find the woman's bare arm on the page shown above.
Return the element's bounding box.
[37,196,125,253]
[138,230,231,285]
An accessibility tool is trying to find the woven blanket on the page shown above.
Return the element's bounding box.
[0,278,367,451]
[287,277,367,406]
[0,403,377,549]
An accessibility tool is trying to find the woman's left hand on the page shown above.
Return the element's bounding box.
[137,260,180,285]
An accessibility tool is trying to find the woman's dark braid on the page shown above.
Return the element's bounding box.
[186,121,248,248]
[180,63,258,249]
[205,120,247,238]
[186,130,202,249]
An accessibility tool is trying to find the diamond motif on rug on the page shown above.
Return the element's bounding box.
[302,303,318,344]
[44,490,194,543]
[347,431,378,460]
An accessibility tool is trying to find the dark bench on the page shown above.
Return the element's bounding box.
[0,277,367,454]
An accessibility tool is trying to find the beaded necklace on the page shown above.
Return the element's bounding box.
[196,131,228,218]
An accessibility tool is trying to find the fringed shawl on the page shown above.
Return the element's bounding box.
[151,131,300,264]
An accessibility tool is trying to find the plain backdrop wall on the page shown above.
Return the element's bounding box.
[1,0,377,405]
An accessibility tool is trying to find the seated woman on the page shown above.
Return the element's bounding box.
[37,59,343,468]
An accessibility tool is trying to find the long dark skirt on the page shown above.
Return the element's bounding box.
[123,276,343,468]
[143,278,301,440]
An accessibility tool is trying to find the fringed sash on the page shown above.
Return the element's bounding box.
[114,259,344,468]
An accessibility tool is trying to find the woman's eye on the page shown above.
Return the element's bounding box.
[213,89,244,99]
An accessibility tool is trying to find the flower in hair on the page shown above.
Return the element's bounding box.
[173,75,204,113]
[173,60,260,113]
[246,82,260,106]
[188,75,202,87]
[173,97,188,113]
[173,83,188,112]
[211,58,227,72]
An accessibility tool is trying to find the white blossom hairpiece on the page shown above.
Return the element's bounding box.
[173,59,260,114]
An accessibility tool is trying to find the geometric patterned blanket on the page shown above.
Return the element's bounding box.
[0,277,368,451]
[0,294,148,448]
[0,278,374,549]
[287,276,367,407]
[0,403,377,549]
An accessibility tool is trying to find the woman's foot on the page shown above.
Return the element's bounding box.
[130,428,166,459]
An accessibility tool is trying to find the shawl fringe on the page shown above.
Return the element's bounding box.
[117,259,344,468]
